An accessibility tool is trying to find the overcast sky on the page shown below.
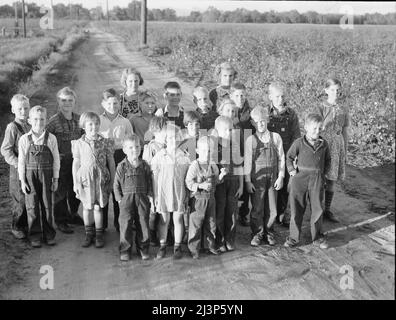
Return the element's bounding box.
[0,1,395,15]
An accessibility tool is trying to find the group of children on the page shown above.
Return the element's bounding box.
[0,63,350,261]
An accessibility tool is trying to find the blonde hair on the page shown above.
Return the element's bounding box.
[214,115,233,132]
[56,87,77,100]
[268,81,285,95]
[29,105,47,118]
[217,98,237,114]
[250,106,268,121]
[122,134,141,148]
[197,135,215,149]
[10,94,29,112]
[193,86,209,98]
[79,112,101,129]
[214,62,237,82]
[164,123,183,142]
[148,116,167,133]
[120,68,144,88]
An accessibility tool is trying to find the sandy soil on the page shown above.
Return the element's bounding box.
[0,28,394,300]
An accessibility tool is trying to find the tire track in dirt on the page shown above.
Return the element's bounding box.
[3,27,394,300]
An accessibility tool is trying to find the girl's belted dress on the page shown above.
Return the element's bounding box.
[71,134,114,209]
[317,101,350,181]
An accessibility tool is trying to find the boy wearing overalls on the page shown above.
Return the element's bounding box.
[185,136,227,259]
[114,135,152,261]
[267,82,301,227]
[1,94,31,239]
[18,106,60,247]
[47,87,83,233]
[284,113,331,249]
[244,107,285,246]
[214,116,244,252]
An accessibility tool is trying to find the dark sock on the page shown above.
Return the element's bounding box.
[85,225,94,236]
[96,227,104,237]
[325,191,334,212]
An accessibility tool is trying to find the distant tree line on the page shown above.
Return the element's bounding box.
[0,1,395,25]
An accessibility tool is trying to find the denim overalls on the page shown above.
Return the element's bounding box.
[214,139,241,248]
[249,133,279,238]
[25,131,56,241]
[188,162,217,255]
[268,107,298,217]
[9,121,28,233]
[118,160,151,255]
[53,114,82,224]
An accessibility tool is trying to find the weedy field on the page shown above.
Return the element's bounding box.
[95,21,396,168]
[0,18,88,114]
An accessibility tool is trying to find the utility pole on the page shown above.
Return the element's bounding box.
[21,0,26,38]
[106,0,109,26]
[69,0,72,20]
[14,1,19,37]
[141,0,147,47]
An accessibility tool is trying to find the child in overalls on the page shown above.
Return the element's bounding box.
[18,106,60,248]
[244,107,285,246]
[47,87,84,233]
[213,116,244,252]
[267,82,301,227]
[185,136,227,259]
[284,113,331,249]
[1,94,31,239]
[114,135,152,261]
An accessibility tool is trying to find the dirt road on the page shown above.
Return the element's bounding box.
[1,28,394,300]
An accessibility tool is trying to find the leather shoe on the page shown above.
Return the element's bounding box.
[58,223,74,234]
[31,239,41,248]
[46,238,56,246]
[239,216,250,227]
[11,229,26,240]
[324,210,339,223]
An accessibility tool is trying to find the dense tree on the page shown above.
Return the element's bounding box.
[0,2,394,25]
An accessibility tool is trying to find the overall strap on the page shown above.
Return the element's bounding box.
[27,134,34,145]
[13,121,25,134]
[43,131,49,146]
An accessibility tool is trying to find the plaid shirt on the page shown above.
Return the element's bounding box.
[46,112,83,157]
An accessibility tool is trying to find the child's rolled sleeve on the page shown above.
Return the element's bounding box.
[185,162,200,192]
[18,135,28,181]
[286,139,299,174]
[113,165,124,202]
[0,123,18,168]
[48,134,60,179]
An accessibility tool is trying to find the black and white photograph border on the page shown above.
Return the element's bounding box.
[0,0,394,302]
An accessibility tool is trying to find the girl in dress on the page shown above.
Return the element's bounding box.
[151,123,190,259]
[317,78,350,223]
[209,62,237,111]
[120,68,144,118]
[72,112,115,248]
